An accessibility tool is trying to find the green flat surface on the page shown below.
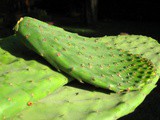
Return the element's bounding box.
[0,35,69,119]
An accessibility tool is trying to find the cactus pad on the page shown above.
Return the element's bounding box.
[15,17,158,92]
[100,35,160,76]
[0,35,69,119]
[12,77,159,120]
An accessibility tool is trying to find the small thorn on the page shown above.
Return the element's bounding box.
[105,42,109,45]
[94,39,98,42]
[108,85,112,89]
[133,72,137,76]
[3,116,6,120]
[82,47,85,50]
[91,77,95,81]
[110,75,114,80]
[28,80,33,83]
[48,77,52,81]
[80,64,85,67]
[26,67,30,71]
[100,65,103,69]
[119,54,124,57]
[8,97,12,101]
[9,83,13,86]
[100,55,105,58]
[43,38,46,42]
[88,63,92,68]
[77,52,81,55]
[40,53,44,57]
[68,36,72,39]
[54,38,58,41]
[101,74,105,78]
[75,92,79,95]
[67,43,71,46]
[119,49,124,52]
[70,67,74,72]
[83,38,86,41]
[25,35,29,39]
[31,93,34,97]
[114,43,117,46]
[26,23,29,27]
[127,88,130,92]
[78,79,84,83]
[95,46,99,50]
[117,73,121,77]
[118,83,122,86]
[107,65,110,68]
[108,47,113,50]
[89,56,93,59]
[62,48,67,51]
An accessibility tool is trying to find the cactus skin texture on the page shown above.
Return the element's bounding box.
[15,17,158,93]
[0,35,70,119]
[99,35,160,76]
[0,17,159,120]
[12,77,159,120]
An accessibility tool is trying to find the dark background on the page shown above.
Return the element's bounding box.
[0,0,160,41]
[0,0,160,120]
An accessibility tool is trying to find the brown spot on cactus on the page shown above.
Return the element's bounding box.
[27,102,33,106]
[57,53,61,57]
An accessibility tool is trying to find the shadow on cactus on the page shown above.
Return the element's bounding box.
[0,17,159,120]
[15,17,159,92]
[0,36,70,119]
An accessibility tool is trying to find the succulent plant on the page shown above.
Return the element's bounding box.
[99,35,160,76]
[0,35,70,119]
[0,16,159,120]
[11,76,159,120]
[15,17,158,93]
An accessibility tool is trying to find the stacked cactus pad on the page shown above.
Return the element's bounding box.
[15,17,158,92]
[0,35,70,119]
[0,17,159,120]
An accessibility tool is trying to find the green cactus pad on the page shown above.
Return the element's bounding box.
[99,35,160,76]
[0,35,69,119]
[11,76,159,120]
[15,17,158,92]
